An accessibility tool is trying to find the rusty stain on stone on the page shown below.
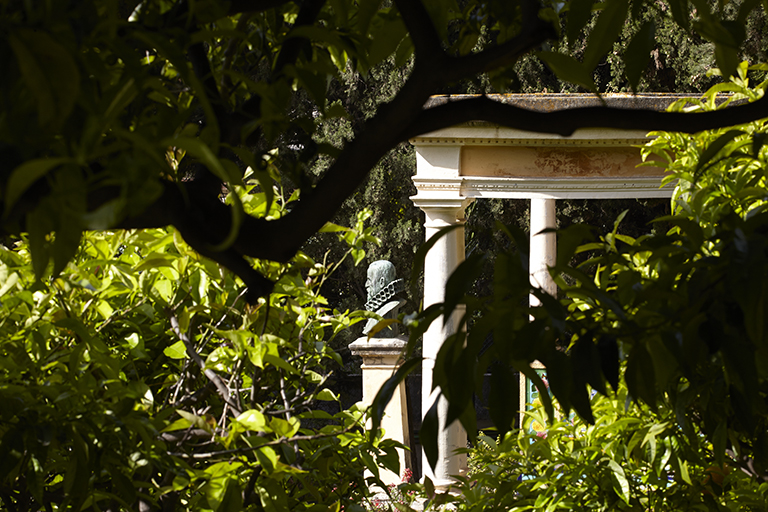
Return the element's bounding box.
[460,145,665,178]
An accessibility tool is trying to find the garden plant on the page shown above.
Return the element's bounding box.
[0,181,401,510]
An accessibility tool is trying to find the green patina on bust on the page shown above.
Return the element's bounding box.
[363,260,405,337]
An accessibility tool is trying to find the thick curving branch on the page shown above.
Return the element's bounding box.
[109,1,768,304]
[393,0,444,63]
[400,94,768,140]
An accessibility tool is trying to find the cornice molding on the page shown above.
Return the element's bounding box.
[412,137,651,147]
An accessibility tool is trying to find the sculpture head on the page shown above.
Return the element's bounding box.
[365,260,397,303]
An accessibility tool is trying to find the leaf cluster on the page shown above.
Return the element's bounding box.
[451,385,768,511]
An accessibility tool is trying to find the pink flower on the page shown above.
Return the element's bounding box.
[402,468,414,483]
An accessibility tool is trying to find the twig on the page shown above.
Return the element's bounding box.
[96,298,148,332]
[168,423,363,459]
[167,309,242,416]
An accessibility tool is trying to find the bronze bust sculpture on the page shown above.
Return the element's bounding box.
[363,260,406,337]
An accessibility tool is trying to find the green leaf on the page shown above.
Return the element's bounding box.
[8,29,80,127]
[712,420,727,467]
[257,480,289,511]
[204,462,242,510]
[315,389,338,401]
[289,65,328,110]
[0,272,19,298]
[269,416,300,438]
[668,0,690,30]
[319,222,351,233]
[219,479,244,512]
[582,0,628,70]
[359,450,380,480]
[161,416,194,433]
[714,43,739,79]
[368,15,407,67]
[421,399,440,471]
[394,36,414,67]
[606,458,631,503]
[488,364,519,438]
[571,336,607,396]
[263,354,299,375]
[163,340,187,359]
[675,456,693,484]
[250,446,276,475]
[370,358,420,434]
[410,224,460,299]
[543,350,573,415]
[162,136,242,187]
[134,254,176,272]
[356,0,379,33]
[3,158,70,217]
[366,318,399,339]
[208,189,244,252]
[537,52,596,91]
[52,220,82,277]
[625,343,656,407]
[566,0,595,44]
[695,130,745,176]
[624,21,655,92]
[598,335,620,391]
[236,410,268,432]
[443,253,485,324]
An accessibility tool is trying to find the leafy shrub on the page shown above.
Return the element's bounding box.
[0,182,393,511]
[455,385,768,511]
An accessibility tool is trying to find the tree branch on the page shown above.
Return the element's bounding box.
[168,422,363,459]
[168,311,242,416]
[400,94,768,140]
[445,1,556,81]
[393,0,443,62]
[272,0,327,77]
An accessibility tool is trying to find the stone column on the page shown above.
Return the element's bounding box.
[411,198,471,491]
[521,198,557,425]
[529,198,557,305]
[349,336,410,487]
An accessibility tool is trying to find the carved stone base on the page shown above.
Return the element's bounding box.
[349,335,411,486]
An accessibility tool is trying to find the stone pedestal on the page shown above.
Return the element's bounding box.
[349,336,411,486]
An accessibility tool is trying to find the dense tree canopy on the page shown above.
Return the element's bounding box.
[2,0,768,300]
